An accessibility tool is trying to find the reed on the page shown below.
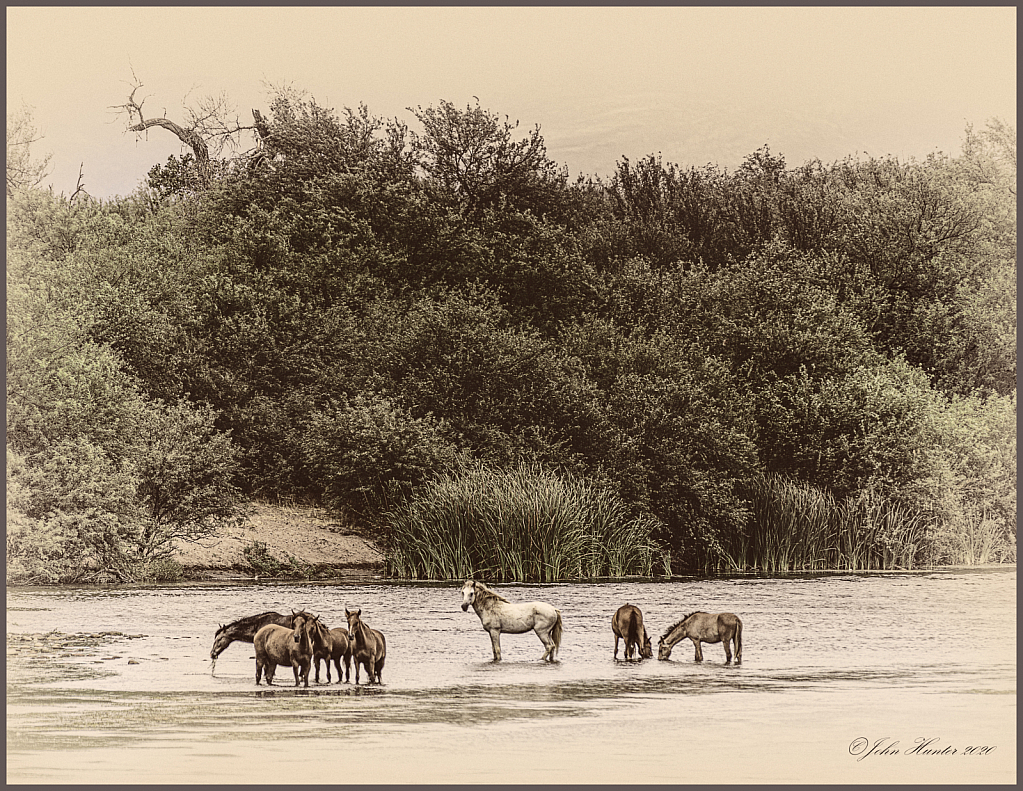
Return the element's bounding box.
[729,474,930,572]
[384,464,664,581]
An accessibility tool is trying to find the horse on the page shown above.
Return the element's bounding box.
[612,604,652,660]
[313,627,353,684]
[345,608,386,685]
[658,612,742,664]
[253,611,329,686]
[210,611,297,671]
[459,579,563,662]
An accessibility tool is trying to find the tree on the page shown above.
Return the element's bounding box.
[6,103,52,196]
[113,74,260,188]
[409,99,567,220]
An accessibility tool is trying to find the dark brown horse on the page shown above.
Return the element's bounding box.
[612,604,652,660]
[658,612,742,664]
[313,627,353,684]
[254,612,329,686]
[210,611,296,668]
[345,608,386,684]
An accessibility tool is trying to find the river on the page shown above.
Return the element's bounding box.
[6,567,1016,784]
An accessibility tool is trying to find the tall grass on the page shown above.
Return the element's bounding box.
[930,503,1015,565]
[384,464,668,581]
[725,475,931,572]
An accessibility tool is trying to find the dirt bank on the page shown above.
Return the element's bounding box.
[171,502,386,581]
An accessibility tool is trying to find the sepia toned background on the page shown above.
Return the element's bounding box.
[7,6,1017,198]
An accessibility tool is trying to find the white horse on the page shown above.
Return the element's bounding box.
[459,579,563,662]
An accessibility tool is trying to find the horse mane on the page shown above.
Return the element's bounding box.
[471,581,510,605]
[215,610,287,636]
[660,612,707,640]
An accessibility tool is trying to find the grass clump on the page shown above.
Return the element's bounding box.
[384,464,667,581]
[726,474,931,572]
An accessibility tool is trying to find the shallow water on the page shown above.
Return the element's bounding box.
[6,568,1016,784]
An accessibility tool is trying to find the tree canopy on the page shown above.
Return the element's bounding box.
[6,95,1016,580]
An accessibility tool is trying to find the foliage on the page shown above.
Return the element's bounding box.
[384,464,667,581]
[409,99,568,221]
[6,93,1016,582]
[6,103,52,196]
[242,540,314,579]
[303,392,465,519]
[729,475,931,572]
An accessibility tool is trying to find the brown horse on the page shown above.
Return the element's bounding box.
[313,627,353,684]
[210,611,297,669]
[254,612,328,686]
[658,612,742,664]
[345,608,386,684]
[612,604,652,660]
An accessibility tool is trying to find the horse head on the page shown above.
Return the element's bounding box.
[641,629,654,659]
[308,615,329,651]
[460,580,477,612]
[657,636,672,660]
[292,613,309,644]
[210,628,233,659]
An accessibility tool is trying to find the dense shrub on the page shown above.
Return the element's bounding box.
[384,464,667,581]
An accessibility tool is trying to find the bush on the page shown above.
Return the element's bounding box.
[384,463,668,581]
[302,392,463,520]
[241,540,313,579]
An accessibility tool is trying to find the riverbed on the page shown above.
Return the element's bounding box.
[6,567,1016,784]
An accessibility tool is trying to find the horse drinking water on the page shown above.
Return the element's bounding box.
[658,612,743,664]
[345,608,386,685]
[253,611,328,686]
[612,604,652,659]
[459,580,563,662]
[210,611,298,673]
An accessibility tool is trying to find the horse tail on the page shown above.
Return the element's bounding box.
[552,610,563,652]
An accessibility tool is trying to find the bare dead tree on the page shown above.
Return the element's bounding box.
[112,73,263,187]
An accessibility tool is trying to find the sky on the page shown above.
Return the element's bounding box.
[6,6,1017,199]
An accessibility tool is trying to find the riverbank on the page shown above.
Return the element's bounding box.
[170,501,386,581]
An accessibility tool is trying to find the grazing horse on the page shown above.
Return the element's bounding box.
[345,608,386,685]
[210,611,296,670]
[313,627,353,684]
[658,612,742,664]
[254,612,328,686]
[460,580,563,662]
[612,604,652,660]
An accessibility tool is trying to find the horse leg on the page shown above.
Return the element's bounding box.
[614,633,619,659]
[537,627,556,662]
[343,654,351,683]
[691,637,704,662]
[723,633,733,664]
[255,660,263,685]
[488,629,502,661]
